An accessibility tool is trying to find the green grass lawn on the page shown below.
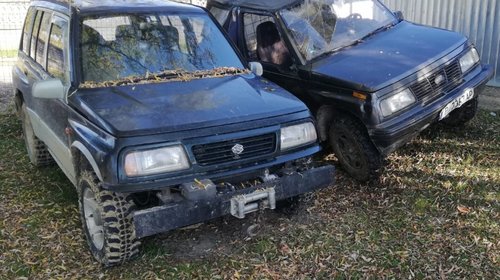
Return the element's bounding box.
[0,111,498,279]
[0,49,18,58]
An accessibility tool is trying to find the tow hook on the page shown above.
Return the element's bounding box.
[230,188,276,219]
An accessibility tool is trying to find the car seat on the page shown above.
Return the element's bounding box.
[256,21,292,67]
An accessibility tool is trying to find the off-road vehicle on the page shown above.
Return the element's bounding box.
[12,0,334,266]
[208,0,494,181]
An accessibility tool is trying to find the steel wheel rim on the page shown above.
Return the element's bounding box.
[83,188,104,250]
[336,134,363,170]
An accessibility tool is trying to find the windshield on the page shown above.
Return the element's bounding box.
[280,0,397,61]
[80,13,245,85]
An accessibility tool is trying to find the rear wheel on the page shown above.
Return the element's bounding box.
[441,97,478,126]
[78,171,140,266]
[329,116,382,182]
[20,104,53,166]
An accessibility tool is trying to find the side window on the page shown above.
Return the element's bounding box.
[243,13,274,60]
[243,13,291,67]
[30,11,43,60]
[47,19,68,84]
[209,7,230,26]
[36,12,52,66]
[21,8,36,54]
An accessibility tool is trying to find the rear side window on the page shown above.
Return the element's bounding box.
[36,12,52,66]
[30,11,43,59]
[47,19,68,83]
[21,8,36,54]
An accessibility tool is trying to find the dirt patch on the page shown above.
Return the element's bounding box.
[148,197,320,261]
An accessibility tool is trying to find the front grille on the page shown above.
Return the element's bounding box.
[192,133,277,166]
[409,60,463,104]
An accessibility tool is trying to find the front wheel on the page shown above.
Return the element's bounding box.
[329,116,382,182]
[441,97,478,126]
[78,171,140,266]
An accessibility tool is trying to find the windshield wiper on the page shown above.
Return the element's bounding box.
[314,39,364,60]
[360,21,398,41]
[309,21,399,62]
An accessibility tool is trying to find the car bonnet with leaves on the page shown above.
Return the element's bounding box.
[75,9,307,136]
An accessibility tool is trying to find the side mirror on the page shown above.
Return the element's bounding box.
[394,11,404,21]
[249,62,263,77]
[32,78,65,99]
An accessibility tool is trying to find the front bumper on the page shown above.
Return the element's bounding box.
[103,145,321,192]
[370,65,493,156]
[133,164,335,238]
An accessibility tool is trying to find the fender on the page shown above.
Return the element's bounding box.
[71,141,104,182]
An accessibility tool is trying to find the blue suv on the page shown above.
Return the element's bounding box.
[12,0,334,266]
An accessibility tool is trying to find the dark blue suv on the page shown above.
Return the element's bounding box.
[12,0,334,266]
[208,0,494,181]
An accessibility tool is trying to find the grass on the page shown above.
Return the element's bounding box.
[0,49,18,58]
[0,111,498,279]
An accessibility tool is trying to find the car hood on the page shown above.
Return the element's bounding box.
[71,75,307,137]
[310,21,467,92]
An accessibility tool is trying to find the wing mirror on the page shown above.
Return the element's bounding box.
[32,78,65,99]
[249,62,263,77]
[394,11,404,21]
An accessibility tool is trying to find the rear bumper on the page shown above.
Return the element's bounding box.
[133,164,335,238]
[370,64,493,155]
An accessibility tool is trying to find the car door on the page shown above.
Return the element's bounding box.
[239,12,307,98]
[25,9,74,177]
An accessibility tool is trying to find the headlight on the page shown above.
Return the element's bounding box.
[280,122,317,150]
[380,88,416,117]
[124,145,190,177]
[459,48,480,73]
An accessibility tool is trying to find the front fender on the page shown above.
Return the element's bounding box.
[68,118,116,184]
[71,141,104,182]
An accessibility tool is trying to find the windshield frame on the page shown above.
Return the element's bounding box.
[75,10,248,86]
[279,0,398,63]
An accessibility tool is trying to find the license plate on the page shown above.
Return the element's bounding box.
[439,88,474,121]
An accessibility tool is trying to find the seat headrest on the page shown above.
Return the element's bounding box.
[115,25,139,41]
[256,21,281,47]
[163,26,180,49]
[81,25,104,44]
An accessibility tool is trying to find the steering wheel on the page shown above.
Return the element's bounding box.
[347,13,363,20]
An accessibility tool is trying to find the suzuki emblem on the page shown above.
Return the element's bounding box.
[231,144,244,155]
[434,74,445,85]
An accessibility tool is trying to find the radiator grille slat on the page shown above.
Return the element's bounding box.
[409,59,464,105]
[192,133,276,166]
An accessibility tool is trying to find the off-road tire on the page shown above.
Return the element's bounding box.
[441,97,478,126]
[20,103,53,166]
[78,171,140,266]
[329,115,382,182]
